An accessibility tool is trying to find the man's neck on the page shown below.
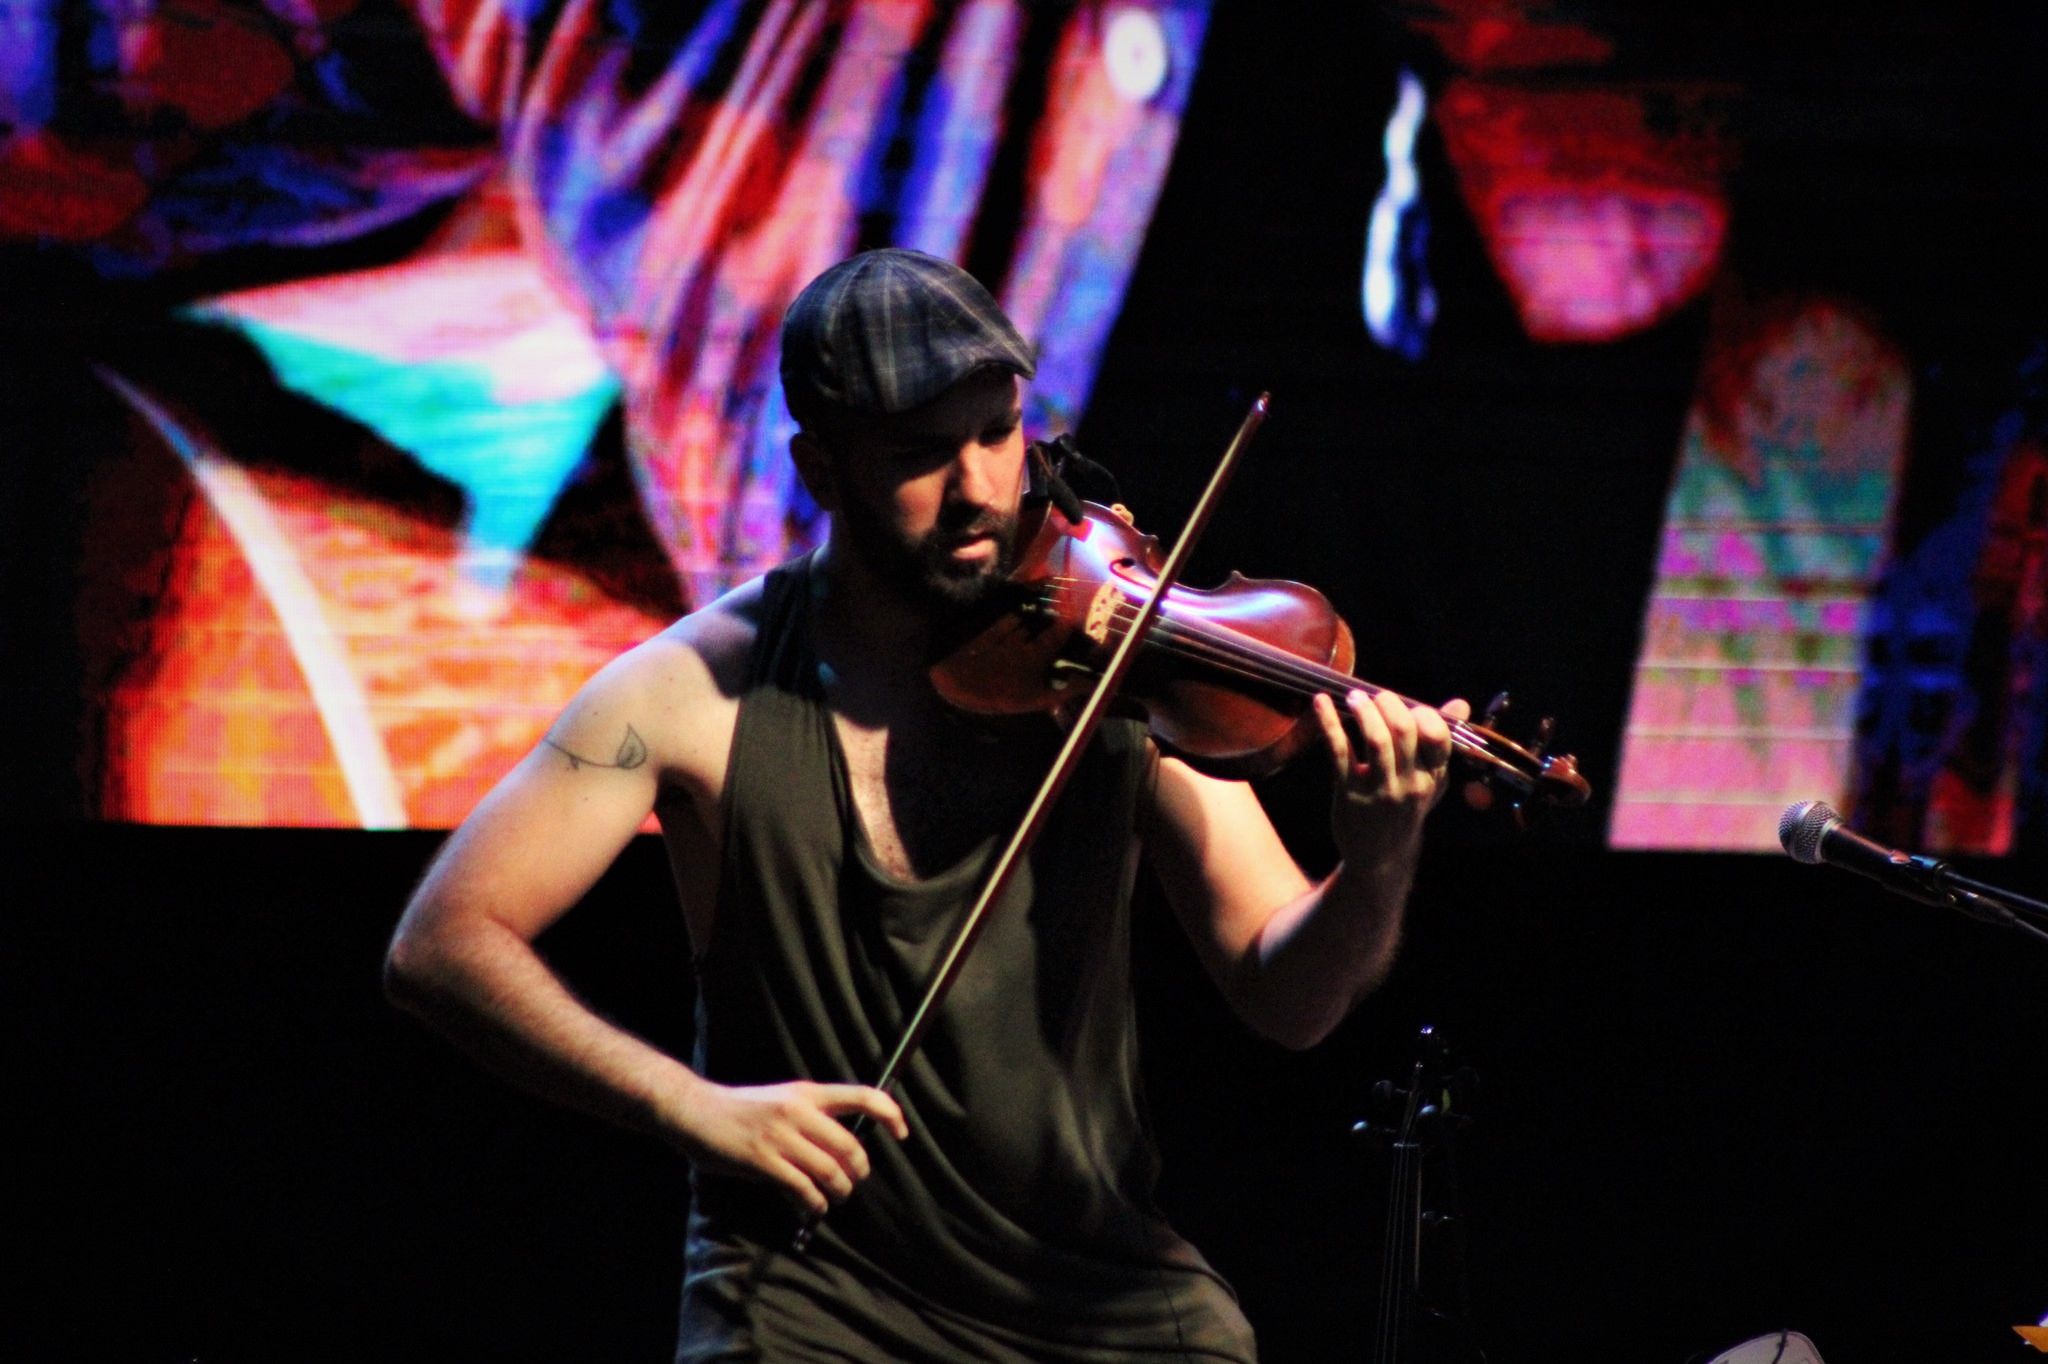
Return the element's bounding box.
[807,534,1052,748]
[807,537,937,696]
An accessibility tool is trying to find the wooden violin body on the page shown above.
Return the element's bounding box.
[932,499,1591,810]
[934,498,1352,779]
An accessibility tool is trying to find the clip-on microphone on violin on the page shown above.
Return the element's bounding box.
[1028,434,1122,525]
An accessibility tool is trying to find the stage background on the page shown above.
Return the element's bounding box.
[9,2,2046,1360]
[5,0,2040,852]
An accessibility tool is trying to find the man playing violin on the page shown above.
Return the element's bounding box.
[385,248,1468,1361]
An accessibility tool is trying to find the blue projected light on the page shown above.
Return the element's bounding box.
[1363,67,1435,361]
[194,307,619,592]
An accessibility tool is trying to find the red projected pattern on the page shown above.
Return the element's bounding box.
[1412,1,1732,345]
[1433,81,1729,344]
[30,0,1210,827]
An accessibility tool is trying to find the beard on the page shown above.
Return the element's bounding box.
[830,491,1020,619]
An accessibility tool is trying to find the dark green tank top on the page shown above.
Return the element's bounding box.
[676,556,1256,1363]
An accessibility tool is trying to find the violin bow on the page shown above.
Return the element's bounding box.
[793,393,1270,1250]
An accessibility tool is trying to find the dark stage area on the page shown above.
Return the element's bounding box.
[16,825,2046,1361]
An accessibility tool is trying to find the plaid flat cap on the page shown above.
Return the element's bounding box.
[780,248,1036,421]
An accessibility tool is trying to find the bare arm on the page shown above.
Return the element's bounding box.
[383,620,904,1213]
[384,640,693,1127]
[1147,690,1466,1050]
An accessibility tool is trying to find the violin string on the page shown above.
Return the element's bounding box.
[1033,581,1503,767]
[1032,584,1317,697]
[1034,576,1364,696]
[1036,574,1400,703]
[1373,1106,1411,1363]
[1034,580,1495,760]
[1036,576,1511,764]
[1132,620,1498,765]
[1378,1131,1405,1361]
[1395,1122,1416,1354]
[1374,1134,1391,1363]
[1130,628,1499,767]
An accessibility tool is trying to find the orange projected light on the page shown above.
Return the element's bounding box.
[95,438,666,829]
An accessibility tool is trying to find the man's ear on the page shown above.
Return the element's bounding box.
[789,431,838,511]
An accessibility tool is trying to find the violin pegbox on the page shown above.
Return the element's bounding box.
[1458,690,1588,824]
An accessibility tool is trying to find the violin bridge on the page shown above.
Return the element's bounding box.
[1083,584,1119,644]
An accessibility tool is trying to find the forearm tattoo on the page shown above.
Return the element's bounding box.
[543,724,648,772]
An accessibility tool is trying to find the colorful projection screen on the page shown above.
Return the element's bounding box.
[14,0,2042,854]
[38,0,1209,828]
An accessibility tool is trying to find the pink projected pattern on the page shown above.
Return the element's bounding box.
[1610,301,1913,849]
[1407,0,1735,347]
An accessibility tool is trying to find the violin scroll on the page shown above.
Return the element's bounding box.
[1454,691,1589,824]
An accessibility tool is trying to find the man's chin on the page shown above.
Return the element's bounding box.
[913,527,1016,612]
[832,509,1019,617]
[918,559,1007,611]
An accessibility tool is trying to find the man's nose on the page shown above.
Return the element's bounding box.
[948,440,1004,506]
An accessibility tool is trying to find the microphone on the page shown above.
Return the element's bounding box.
[1777,801,1953,907]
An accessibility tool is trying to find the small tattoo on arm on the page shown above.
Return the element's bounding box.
[544,724,648,772]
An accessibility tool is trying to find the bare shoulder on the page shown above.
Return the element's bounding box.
[666,574,768,697]
[545,576,767,803]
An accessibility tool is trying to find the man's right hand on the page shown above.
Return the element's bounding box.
[664,1079,909,1215]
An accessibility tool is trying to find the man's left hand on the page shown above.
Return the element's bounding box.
[1312,689,1470,866]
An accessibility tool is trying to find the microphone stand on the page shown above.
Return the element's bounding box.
[1923,864,2048,948]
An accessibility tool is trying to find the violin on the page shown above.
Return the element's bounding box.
[931,494,1591,815]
